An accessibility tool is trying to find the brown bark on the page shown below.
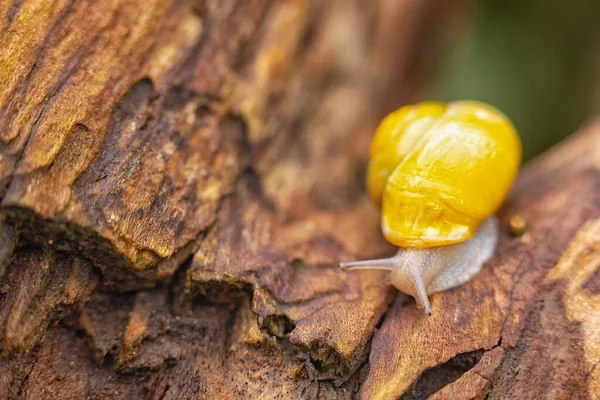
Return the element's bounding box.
[0,1,598,399]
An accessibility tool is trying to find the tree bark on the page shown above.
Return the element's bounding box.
[1,1,598,399]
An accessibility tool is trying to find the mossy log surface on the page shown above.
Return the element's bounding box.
[0,1,599,399]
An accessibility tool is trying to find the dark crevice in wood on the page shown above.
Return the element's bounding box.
[261,314,295,338]
[5,0,24,26]
[167,254,194,313]
[400,349,486,400]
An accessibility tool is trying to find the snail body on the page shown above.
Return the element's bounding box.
[340,101,521,314]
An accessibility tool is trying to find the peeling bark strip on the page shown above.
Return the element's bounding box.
[0,0,598,399]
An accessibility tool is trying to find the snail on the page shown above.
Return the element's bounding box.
[340,101,521,314]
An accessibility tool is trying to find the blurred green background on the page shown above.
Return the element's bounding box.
[431,0,600,161]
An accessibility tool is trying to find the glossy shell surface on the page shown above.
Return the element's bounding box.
[367,101,521,248]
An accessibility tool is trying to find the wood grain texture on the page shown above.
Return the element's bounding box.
[1,0,598,399]
[0,0,449,281]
